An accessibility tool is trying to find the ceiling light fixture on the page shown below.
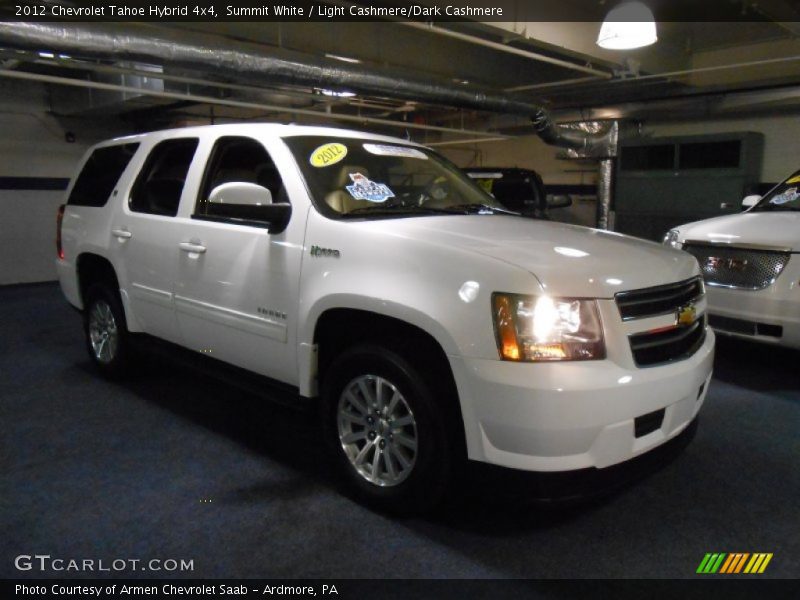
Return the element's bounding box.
[596,1,658,50]
[319,89,356,98]
[324,53,362,64]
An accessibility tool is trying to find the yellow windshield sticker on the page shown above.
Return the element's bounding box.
[310,143,348,168]
[476,179,494,193]
[785,175,800,184]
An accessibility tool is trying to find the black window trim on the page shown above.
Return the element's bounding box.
[192,135,288,229]
[128,137,199,217]
[67,142,140,208]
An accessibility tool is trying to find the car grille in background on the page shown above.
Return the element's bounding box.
[616,277,706,367]
[682,243,791,290]
[628,318,707,367]
[615,277,704,320]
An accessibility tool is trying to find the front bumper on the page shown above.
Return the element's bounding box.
[703,263,800,349]
[450,328,714,472]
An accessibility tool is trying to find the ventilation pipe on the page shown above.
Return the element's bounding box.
[0,23,614,146]
[0,21,619,226]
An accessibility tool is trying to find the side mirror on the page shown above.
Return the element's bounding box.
[203,182,291,233]
[742,194,761,209]
[547,194,573,209]
[209,181,272,206]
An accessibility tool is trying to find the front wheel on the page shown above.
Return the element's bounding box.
[322,343,452,514]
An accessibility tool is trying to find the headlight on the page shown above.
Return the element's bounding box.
[663,229,682,249]
[492,293,605,362]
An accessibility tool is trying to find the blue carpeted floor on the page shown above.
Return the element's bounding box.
[1,283,798,579]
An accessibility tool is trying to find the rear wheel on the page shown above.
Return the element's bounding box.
[322,343,452,514]
[83,284,133,378]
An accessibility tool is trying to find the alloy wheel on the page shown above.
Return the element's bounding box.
[337,374,418,487]
[88,300,118,364]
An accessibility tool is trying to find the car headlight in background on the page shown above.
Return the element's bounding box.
[492,293,605,361]
[663,229,682,249]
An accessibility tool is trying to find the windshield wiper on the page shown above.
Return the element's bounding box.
[753,204,800,212]
[441,203,520,215]
[343,205,447,217]
[343,203,520,217]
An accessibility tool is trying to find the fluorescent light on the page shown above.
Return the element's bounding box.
[38,51,55,58]
[325,53,361,64]
[597,1,657,50]
[319,89,356,98]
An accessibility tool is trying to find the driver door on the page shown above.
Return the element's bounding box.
[172,135,298,383]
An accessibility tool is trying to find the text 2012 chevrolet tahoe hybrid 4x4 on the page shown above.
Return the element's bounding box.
[56,124,714,512]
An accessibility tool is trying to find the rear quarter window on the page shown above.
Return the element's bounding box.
[67,143,139,207]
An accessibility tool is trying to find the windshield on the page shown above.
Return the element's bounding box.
[283,135,511,218]
[752,170,800,212]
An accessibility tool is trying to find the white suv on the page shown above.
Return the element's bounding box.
[56,124,714,512]
[665,170,800,349]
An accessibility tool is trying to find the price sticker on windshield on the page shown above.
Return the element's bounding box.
[363,144,428,159]
[310,143,348,168]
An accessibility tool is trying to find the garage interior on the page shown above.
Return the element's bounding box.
[2,0,799,580]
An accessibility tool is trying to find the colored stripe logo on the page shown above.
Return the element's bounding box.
[697,553,773,574]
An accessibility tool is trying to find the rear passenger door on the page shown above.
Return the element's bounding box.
[173,135,299,383]
[112,137,199,345]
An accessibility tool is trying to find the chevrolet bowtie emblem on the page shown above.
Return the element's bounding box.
[677,304,697,326]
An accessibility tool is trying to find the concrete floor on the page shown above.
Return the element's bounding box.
[2,283,798,579]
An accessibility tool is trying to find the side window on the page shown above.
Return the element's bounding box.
[129,138,198,216]
[67,143,139,207]
[195,136,286,218]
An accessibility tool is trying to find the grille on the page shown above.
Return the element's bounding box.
[615,277,704,320]
[629,318,706,367]
[682,243,791,290]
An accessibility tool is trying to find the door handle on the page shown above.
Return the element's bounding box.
[112,229,132,239]
[179,242,207,254]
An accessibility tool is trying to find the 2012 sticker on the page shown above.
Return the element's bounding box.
[345,172,395,203]
[785,175,800,185]
[474,179,494,194]
[310,143,348,168]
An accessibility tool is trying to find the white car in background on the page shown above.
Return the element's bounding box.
[665,170,800,349]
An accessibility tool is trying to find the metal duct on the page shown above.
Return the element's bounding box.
[0,21,611,152]
[534,112,613,154]
[596,158,613,231]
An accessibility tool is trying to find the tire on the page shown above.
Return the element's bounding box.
[83,283,133,378]
[321,343,453,515]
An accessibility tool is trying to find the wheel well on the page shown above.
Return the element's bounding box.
[314,308,466,454]
[76,253,120,307]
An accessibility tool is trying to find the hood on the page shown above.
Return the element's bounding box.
[676,212,800,251]
[367,216,698,298]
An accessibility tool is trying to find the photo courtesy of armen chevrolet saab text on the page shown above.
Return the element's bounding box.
[55,124,714,513]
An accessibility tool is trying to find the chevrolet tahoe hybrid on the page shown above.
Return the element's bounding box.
[56,124,715,512]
